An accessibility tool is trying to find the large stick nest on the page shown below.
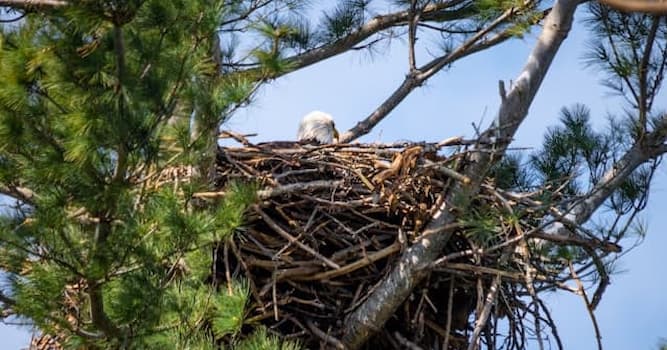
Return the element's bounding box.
[29,138,620,350]
[206,138,620,350]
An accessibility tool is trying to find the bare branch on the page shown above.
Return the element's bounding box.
[254,205,341,269]
[467,274,502,350]
[638,16,660,133]
[0,290,16,309]
[339,4,532,143]
[569,262,603,350]
[407,0,422,71]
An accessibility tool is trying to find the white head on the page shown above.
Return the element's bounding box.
[297,111,339,145]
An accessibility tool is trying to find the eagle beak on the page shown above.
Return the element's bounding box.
[333,127,340,143]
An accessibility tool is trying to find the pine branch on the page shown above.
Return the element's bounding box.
[236,0,476,79]
[341,1,582,347]
[545,115,667,236]
[112,23,128,184]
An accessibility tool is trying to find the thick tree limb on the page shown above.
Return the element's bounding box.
[341,1,581,347]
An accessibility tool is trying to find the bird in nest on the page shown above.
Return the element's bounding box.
[297,111,339,145]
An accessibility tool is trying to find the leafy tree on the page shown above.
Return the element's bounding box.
[0,0,666,349]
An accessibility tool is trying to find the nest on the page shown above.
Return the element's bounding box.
[29,137,620,350]
[205,137,616,350]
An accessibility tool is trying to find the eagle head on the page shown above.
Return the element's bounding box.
[297,111,339,145]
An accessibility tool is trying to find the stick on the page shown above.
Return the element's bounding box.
[298,243,400,281]
[569,262,603,350]
[254,205,340,269]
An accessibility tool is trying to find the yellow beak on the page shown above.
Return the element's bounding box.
[333,127,340,143]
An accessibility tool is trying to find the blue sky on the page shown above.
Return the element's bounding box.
[2,3,667,349]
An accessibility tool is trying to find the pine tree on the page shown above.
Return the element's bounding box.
[0,1,299,348]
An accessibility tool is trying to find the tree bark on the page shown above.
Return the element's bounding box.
[341,1,582,348]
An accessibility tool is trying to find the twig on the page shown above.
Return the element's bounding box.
[307,320,347,350]
[297,243,400,281]
[467,274,502,350]
[394,331,425,350]
[423,162,472,184]
[443,278,454,350]
[568,262,603,350]
[537,298,564,350]
[193,180,344,199]
[254,205,340,269]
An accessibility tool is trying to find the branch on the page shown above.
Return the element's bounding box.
[339,4,532,143]
[87,283,120,338]
[341,1,581,347]
[0,0,66,9]
[599,0,667,14]
[467,274,502,350]
[0,290,16,311]
[546,115,667,235]
[637,16,660,133]
[238,1,475,79]
[254,205,341,269]
[0,184,36,205]
[569,262,603,350]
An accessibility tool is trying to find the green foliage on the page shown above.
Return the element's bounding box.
[211,280,249,338]
[321,0,370,42]
[584,3,667,113]
[459,205,502,247]
[235,327,301,350]
[490,153,531,190]
[530,104,609,195]
[475,0,524,19]
[216,180,258,239]
[0,0,278,347]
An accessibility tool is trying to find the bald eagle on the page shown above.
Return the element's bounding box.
[297,111,339,145]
